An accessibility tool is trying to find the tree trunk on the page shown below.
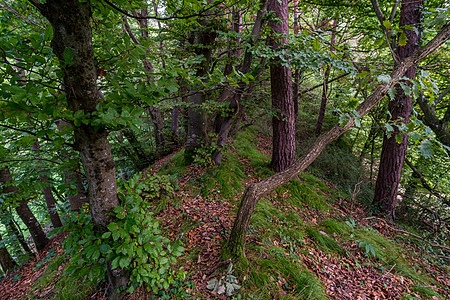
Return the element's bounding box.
[227,23,450,258]
[0,167,49,251]
[211,0,268,165]
[56,120,88,211]
[0,232,16,273]
[315,21,337,137]
[32,140,63,228]
[292,0,300,116]
[268,0,296,172]
[122,128,152,170]
[36,0,128,296]
[6,218,33,255]
[373,0,423,220]
[185,19,217,163]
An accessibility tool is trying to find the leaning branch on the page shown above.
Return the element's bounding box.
[227,23,450,258]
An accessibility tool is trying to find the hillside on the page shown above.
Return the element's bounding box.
[1,128,449,300]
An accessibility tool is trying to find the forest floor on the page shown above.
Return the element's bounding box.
[1,130,449,299]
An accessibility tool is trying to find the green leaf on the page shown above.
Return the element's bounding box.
[63,47,75,64]
[395,134,402,144]
[377,74,391,83]
[44,25,53,41]
[382,20,392,29]
[398,32,408,46]
[419,139,433,158]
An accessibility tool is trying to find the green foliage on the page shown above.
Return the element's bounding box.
[57,173,185,294]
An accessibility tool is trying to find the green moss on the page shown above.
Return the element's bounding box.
[320,219,351,235]
[287,179,330,212]
[234,130,269,167]
[243,246,327,300]
[306,226,345,256]
[159,149,186,176]
[30,253,97,300]
[410,285,442,298]
[199,153,246,199]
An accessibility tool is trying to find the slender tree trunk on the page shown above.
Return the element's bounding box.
[373,0,423,220]
[0,167,49,251]
[122,128,151,170]
[211,0,268,165]
[226,24,450,257]
[268,0,296,172]
[6,218,33,255]
[35,1,128,296]
[315,21,337,136]
[0,232,16,273]
[56,120,88,211]
[292,0,300,116]
[185,19,217,163]
[32,140,62,228]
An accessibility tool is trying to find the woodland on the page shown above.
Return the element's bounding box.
[0,0,449,299]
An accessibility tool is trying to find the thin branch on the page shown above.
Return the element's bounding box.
[388,0,401,24]
[298,72,350,96]
[0,158,62,165]
[102,0,227,21]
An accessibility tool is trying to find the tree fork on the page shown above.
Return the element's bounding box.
[227,23,450,257]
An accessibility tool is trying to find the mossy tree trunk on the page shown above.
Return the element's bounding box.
[227,24,450,257]
[31,0,128,296]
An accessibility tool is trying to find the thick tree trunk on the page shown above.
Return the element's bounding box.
[373,0,423,220]
[0,232,16,273]
[36,0,128,296]
[185,19,217,163]
[32,140,62,228]
[227,23,450,257]
[0,167,49,251]
[268,0,296,172]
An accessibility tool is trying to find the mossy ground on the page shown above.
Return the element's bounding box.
[22,127,449,299]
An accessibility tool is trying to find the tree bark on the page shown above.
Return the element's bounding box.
[373,0,423,220]
[32,140,63,228]
[0,167,49,251]
[36,0,128,296]
[211,0,268,165]
[185,19,217,163]
[6,217,33,255]
[292,0,300,116]
[56,120,88,211]
[122,128,152,170]
[227,23,450,258]
[0,232,16,273]
[268,0,296,172]
[316,20,337,137]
